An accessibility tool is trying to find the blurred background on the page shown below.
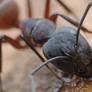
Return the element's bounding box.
[0,0,92,92]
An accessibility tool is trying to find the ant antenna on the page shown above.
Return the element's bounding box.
[75,2,92,48]
[30,56,67,92]
[20,34,61,80]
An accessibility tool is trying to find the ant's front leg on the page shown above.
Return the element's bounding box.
[2,35,28,49]
[30,56,67,92]
[0,35,28,73]
[20,34,61,80]
[0,34,29,91]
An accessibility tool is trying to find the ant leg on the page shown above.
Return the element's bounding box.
[49,12,92,33]
[20,34,61,80]
[0,38,2,74]
[20,34,45,61]
[56,0,72,13]
[44,0,79,20]
[44,0,50,19]
[2,35,27,49]
[76,2,92,47]
[26,0,32,18]
[16,36,38,47]
[0,36,3,92]
[30,56,67,92]
[56,0,79,20]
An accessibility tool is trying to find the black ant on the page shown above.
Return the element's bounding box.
[0,1,92,91]
[24,2,92,92]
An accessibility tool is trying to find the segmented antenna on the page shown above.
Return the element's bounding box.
[76,3,92,48]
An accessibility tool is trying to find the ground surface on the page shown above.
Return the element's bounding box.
[1,0,92,92]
